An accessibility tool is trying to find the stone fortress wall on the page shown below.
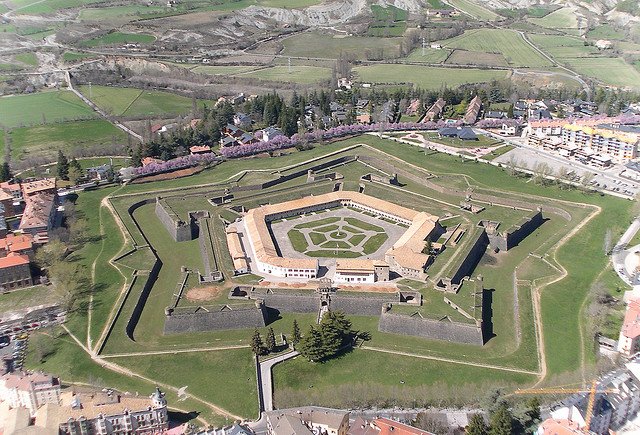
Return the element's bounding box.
[164,301,266,334]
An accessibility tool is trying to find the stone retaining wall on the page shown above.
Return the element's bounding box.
[378,311,484,345]
[164,303,266,334]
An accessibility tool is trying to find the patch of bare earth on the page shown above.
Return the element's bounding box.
[186,286,224,302]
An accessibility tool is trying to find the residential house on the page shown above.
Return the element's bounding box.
[18,192,57,236]
[86,164,111,181]
[0,372,61,416]
[619,299,640,356]
[595,39,613,50]
[422,98,446,122]
[438,127,477,140]
[405,99,421,116]
[141,157,163,167]
[233,113,252,129]
[427,9,458,18]
[0,233,34,259]
[349,418,435,435]
[463,96,482,125]
[257,127,284,143]
[484,111,506,120]
[190,145,212,155]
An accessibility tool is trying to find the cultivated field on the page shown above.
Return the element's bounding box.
[281,33,403,60]
[529,7,580,32]
[4,119,127,162]
[78,85,211,117]
[0,90,95,128]
[564,57,640,88]
[233,65,331,84]
[79,32,156,47]
[405,48,451,64]
[352,64,509,89]
[527,34,600,58]
[434,29,552,68]
[446,0,499,20]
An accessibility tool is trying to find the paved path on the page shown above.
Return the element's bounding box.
[259,351,299,412]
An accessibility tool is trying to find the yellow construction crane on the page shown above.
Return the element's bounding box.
[515,381,618,432]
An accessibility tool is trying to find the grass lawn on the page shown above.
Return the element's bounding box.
[0,90,95,128]
[435,29,552,67]
[446,0,499,20]
[529,7,579,31]
[12,0,103,14]
[5,119,128,162]
[79,32,155,47]
[352,64,509,89]
[233,66,331,84]
[0,286,57,313]
[288,229,308,252]
[273,348,534,409]
[192,65,260,75]
[110,349,259,420]
[423,132,502,148]
[361,233,389,254]
[78,85,212,117]
[405,48,451,64]
[281,33,403,60]
[79,5,169,22]
[344,217,384,232]
[294,216,341,228]
[564,57,640,88]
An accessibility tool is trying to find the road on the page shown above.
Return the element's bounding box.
[258,351,300,412]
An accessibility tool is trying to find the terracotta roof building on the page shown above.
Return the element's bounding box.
[619,299,640,356]
[0,253,32,290]
[0,233,34,258]
[265,407,350,435]
[21,179,55,198]
[463,96,482,125]
[19,193,56,236]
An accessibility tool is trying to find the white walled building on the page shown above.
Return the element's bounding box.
[0,372,61,416]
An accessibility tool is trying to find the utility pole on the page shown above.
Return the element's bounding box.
[288,57,292,74]
[422,36,425,56]
[88,81,92,99]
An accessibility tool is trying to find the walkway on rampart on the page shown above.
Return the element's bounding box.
[258,351,300,412]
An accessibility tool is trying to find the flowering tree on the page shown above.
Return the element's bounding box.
[132,153,218,177]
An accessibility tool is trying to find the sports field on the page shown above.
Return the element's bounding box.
[0,90,95,128]
[281,33,403,60]
[78,85,212,117]
[233,65,331,84]
[4,119,128,161]
[352,64,509,89]
[434,29,552,67]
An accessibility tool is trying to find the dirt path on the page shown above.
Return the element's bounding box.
[100,345,250,358]
[361,346,538,375]
[62,324,244,421]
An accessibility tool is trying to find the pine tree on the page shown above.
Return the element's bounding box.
[266,327,276,353]
[523,397,541,431]
[298,325,324,362]
[489,403,513,435]
[56,151,69,181]
[292,319,301,347]
[507,104,514,119]
[70,158,82,173]
[466,414,488,435]
[251,328,264,356]
[0,162,11,182]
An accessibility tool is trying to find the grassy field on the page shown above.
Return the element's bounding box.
[62,51,96,62]
[352,64,509,89]
[78,85,210,117]
[529,7,579,31]
[564,57,640,88]
[4,119,128,162]
[79,32,156,47]
[405,48,451,64]
[191,65,260,75]
[587,24,626,40]
[435,29,552,67]
[0,90,95,128]
[233,65,331,84]
[14,52,38,66]
[446,50,508,67]
[528,34,600,58]
[79,5,169,22]
[10,0,103,14]
[0,286,56,313]
[281,33,403,60]
[446,0,499,20]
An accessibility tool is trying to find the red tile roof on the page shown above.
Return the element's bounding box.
[622,299,640,340]
[0,234,33,254]
[0,253,30,268]
[373,418,434,435]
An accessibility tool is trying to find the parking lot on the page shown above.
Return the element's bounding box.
[494,140,640,198]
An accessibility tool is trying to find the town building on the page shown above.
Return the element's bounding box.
[265,406,349,435]
[190,145,212,155]
[0,372,61,416]
[618,298,640,356]
[562,124,638,163]
[141,157,163,167]
[243,191,440,281]
[334,259,389,283]
[421,98,446,122]
[49,388,169,435]
[438,127,477,141]
[537,418,583,435]
[0,233,34,259]
[18,192,57,236]
[0,253,32,290]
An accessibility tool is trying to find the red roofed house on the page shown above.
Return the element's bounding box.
[189,145,212,155]
[371,418,434,435]
[21,178,56,198]
[0,253,32,290]
[141,157,163,167]
[618,298,640,356]
[0,233,34,259]
[0,371,61,416]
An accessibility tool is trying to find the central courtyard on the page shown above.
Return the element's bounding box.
[274,208,406,259]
